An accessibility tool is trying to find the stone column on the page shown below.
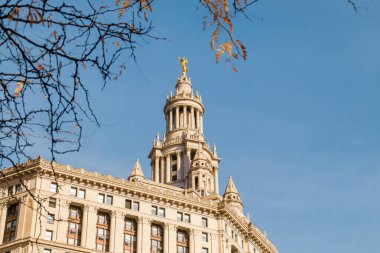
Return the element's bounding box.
[141,218,151,253]
[190,107,195,129]
[189,229,194,253]
[169,109,173,131]
[226,240,231,253]
[160,156,165,183]
[185,148,191,188]
[183,105,187,128]
[16,196,28,239]
[193,230,202,253]
[166,155,171,183]
[81,204,89,246]
[136,217,143,253]
[0,203,7,244]
[113,212,124,253]
[164,223,169,253]
[86,206,98,249]
[176,151,181,180]
[176,106,180,129]
[200,113,204,133]
[154,155,160,183]
[56,200,70,243]
[168,224,177,253]
[109,211,116,252]
[214,168,219,195]
[196,109,200,130]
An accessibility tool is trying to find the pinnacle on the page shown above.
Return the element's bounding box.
[129,159,145,179]
[224,176,239,195]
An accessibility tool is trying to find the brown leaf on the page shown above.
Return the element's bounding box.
[14,80,25,97]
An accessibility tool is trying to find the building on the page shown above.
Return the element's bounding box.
[0,60,278,253]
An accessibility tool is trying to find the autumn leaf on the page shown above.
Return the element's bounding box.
[38,64,46,71]
[113,42,121,47]
[14,80,25,97]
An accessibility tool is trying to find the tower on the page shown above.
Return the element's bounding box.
[148,58,221,196]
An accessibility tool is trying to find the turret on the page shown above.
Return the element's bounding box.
[223,176,244,213]
[128,159,145,181]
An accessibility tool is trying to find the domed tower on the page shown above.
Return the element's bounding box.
[148,58,221,196]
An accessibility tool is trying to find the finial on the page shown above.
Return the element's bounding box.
[213,143,217,153]
[170,90,173,97]
[178,57,188,76]
[156,132,160,141]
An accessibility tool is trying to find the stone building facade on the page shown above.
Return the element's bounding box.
[0,68,278,253]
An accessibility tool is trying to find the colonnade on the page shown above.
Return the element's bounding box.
[153,150,188,184]
[166,105,203,133]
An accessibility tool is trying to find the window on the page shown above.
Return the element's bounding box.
[47,213,55,224]
[15,184,22,193]
[78,189,86,199]
[125,200,132,209]
[184,214,190,223]
[49,197,57,208]
[8,186,13,196]
[132,202,140,211]
[106,195,113,205]
[98,193,105,203]
[96,212,110,252]
[202,217,208,227]
[202,232,208,242]
[124,218,137,253]
[70,187,77,197]
[177,212,183,221]
[202,248,209,253]
[177,230,189,253]
[171,164,177,172]
[151,206,158,215]
[45,230,53,241]
[44,249,52,253]
[172,175,177,181]
[50,182,58,192]
[151,224,163,253]
[3,203,19,243]
[158,207,165,217]
[67,206,82,246]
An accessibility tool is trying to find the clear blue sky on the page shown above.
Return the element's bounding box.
[34,1,380,252]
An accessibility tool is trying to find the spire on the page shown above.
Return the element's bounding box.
[224,176,239,195]
[128,159,145,181]
[223,176,244,212]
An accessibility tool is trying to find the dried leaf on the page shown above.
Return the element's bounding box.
[14,80,25,97]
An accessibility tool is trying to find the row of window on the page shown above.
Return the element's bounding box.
[7,184,22,196]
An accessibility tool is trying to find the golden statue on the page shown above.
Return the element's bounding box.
[178,57,188,76]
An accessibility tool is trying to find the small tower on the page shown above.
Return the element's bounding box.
[128,159,145,181]
[148,58,221,195]
[223,176,244,213]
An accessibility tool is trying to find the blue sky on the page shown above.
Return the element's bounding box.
[32,1,380,252]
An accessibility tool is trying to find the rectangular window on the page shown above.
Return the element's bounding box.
[67,205,82,246]
[50,182,58,192]
[78,189,86,199]
[70,187,77,197]
[171,164,177,172]
[3,203,19,243]
[125,199,132,209]
[8,186,13,196]
[184,214,190,223]
[15,184,22,193]
[98,193,105,203]
[158,207,165,217]
[151,206,158,215]
[202,232,208,242]
[49,197,57,208]
[44,249,51,253]
[132,201,140,211]
[45,230,53,241]
[106,195,113,205]
[96,212,110,252]
[47,213,55,224]
[177,212,183,221]
[202,248,209,253]
[172,175,177,181]
[202,217,208,227]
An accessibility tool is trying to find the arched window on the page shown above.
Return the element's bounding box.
[177,230,189,253]
[67,205,82,246]
[96,212,110,252]
[124,218,137,253]
[151,224,163,253]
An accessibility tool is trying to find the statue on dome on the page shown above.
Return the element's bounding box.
[178,57,188,76]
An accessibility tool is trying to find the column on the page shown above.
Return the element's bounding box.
[176,106,180,129]
[214,168,219,195]
[141,218,151,253]
[166,155,171,183]
[189,229,194,253]
[185,148,191,188]
[200,113,204,133]
[164,223,169,253]
[168,224,177,253]
[190,107,195,129]
[176,151,181,180]
[183,105,187,128]
[154,155,160,183]
[160,156,165,183]
[196,109,200,130]
[193,230,202,253]
[81,205,89,246]
[136,217,143,253]
[109,211,116,252]
[226,240,231,253]
[86,206,98,249]
[16,196,28,239]
[56,200,70,243]
[0,203,7,244]
[169,109,173,131]
[113,212,125,253]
